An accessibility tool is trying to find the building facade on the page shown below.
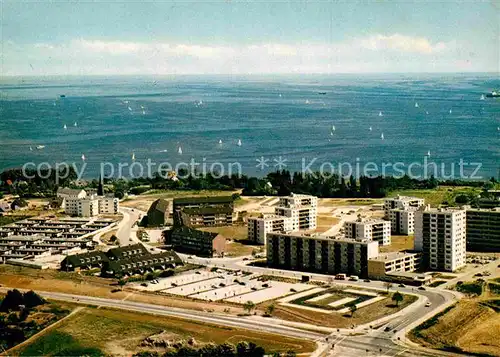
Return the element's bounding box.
[465,208,500,252]
[247,215,293,245]
[146,199,170,226]
[180,207,233,227]
[384,196,425,218]
[166,226,226,257]
[59,188,119,217]
[414,206,466,272]
[172,196,234,226]
[266,232,379,277]
[367,251,422,279]
[389,208,417,235]
[274,194,317,231]
[344,218,391,246]
[98,196,119,214]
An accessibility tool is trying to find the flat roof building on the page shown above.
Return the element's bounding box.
[172,196,234,227]
[367,251,422,280]
[247,215,293,245]
[414,206,466,272]
[389,208,418,235]
[344,217,391,246]
[274,193,317,231]
[465,208,500,252]
[267,232,379,277]
[384,196,425,218]
[180,206,233,228]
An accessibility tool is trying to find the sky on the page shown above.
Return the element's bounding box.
[1,0,499,75]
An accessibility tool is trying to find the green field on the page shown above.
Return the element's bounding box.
[388,186,481,207]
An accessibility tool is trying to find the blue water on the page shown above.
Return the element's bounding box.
[0,74,499,180]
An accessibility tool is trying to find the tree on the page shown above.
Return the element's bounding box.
[23,290,45,309]
[118,279,127,291]
[0,289,24,312]
[392,291,404,307]
[243,301,255,315]
[347,302,357,317]
[384,282,393,294]
[265,303,275,316]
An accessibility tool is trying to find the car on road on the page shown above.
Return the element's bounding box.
[384,326,392,332]
[398,283,405,287]
[418,286,426,291]
[363,279,371,283]
[425,302,432,307]
[151,279,159,284]
[474,273,483,277]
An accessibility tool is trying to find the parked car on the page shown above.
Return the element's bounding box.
[418,286,426,291]
[363,279,371,283]
[398,283,405,287]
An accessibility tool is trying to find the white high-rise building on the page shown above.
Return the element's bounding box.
[384,196,425,218]
[98,196,119,214]
[247,215,293,245]
[414,206,466,272]
[389,208,417,235]
[274,193,317,231]
[344,217,391,246]
[60,188,120,217]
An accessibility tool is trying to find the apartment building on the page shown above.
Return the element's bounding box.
[389,208,417,235]
[267,232,379,277]
[414,206,466,272]
[343,217,391,246]
[60,188,119,217]
[180,207,233,228]
[384,196,425,218]
[274,193,317,231]
[166,226,226,257]
[367,251,422,279]
[465,207,500,252]
[172,196,234,226]
[98,196,119,214]
[247,215,294,245]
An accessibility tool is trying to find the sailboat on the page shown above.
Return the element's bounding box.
[426,111,429,115]
[237,139,242,147]
[36,145,45,150]
[379,111,383,117]
[332,125,336,131]
[330,131,334,136]
[449,109,452,114]
[29,146,33,151]
[415,102,419,108]
[305,100,310,104]
[81,154,86,161]
[132,152,135,161]
[427,150,431,157]
[218,139,223,144]
[381,133,385,140]
[63,124,67,130]
[480,94,485,100]
[142,110,146,115]
[178,146,183,155]
[369,126,372,131]
[74,122,77,127]
[128,106,132,111]
[140,105,144,109]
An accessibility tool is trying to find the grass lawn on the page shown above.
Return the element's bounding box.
[380,235,414,253]
[388,186,481,207]
[318,198,382,207]
[409,299,500,357]
[17,307,316,356]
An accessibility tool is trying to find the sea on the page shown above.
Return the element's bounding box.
[0,74,499,181]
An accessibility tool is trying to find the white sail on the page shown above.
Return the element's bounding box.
[332,125,335,131]
[237,139,242,146]
[36,145,45,150]
[427,150,431,157]
[449,109,452,114]
[63,124,67,130]
[381,133,384,140]
[142,110,146,115]
[480,94,485,100]
[305,100,310,104]
[29,146,33,151]
[415,102,419,108]
[369,126,372,131]
[74,122,77,127]
[132,152,135,161]
[128,106,132,111]
[178,146,183,155]
[81,154,86,161]
[219,139,223,144]
[379,111,383,117]
[426,111,429,115]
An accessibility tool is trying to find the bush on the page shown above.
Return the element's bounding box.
[23,290,46,309]
[0,289,24,312]
[456,281,484,296]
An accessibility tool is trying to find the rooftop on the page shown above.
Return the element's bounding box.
[173,196,234,205]
[369,250,420,262]
[182,206,233,215]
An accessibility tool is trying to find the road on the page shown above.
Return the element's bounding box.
[116,207,143,246]
[4,288,324,343]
